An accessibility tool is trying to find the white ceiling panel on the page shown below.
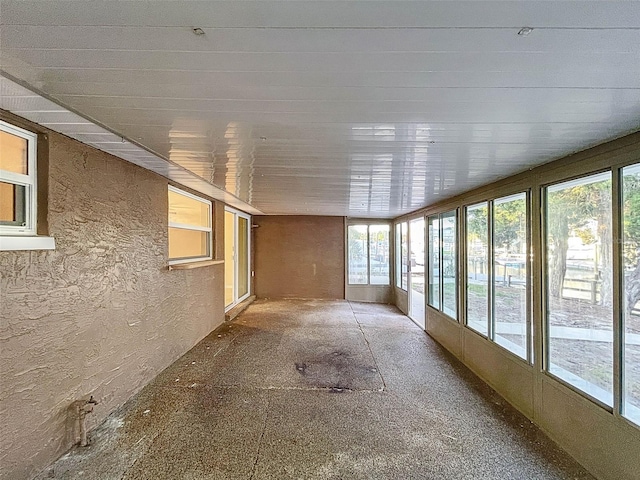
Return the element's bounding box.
[1,0,639,218]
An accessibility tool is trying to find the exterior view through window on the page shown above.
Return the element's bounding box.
[466,203,489,335]
[428,215,440,309]
[441,211,457,319]
[623,163,640,425]
[427,211,457,320]
[465,196,529,359]
[347,224,390,285]
[493,193,528,358]
[401,222,408,289]
[395,224,402,288]
[546,172,613,405]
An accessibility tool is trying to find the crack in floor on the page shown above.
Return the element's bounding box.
[248,397,270,480]
[349,301,387,392]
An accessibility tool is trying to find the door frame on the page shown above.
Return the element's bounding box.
[225,207,251,312]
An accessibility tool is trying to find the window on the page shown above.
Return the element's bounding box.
[466,203,489,335]
[545,172,613,406]
[168,186,213,264]
[395,224,402,288]
[369,224,390,285]
[401,222,408,289]
[348,225,369,284]
[394,222,408,290]
[0,120,37,235]
[465,195,529,360]
[622,163,640,425]
[428,210,457,320]
[348,224,390,285]
[493,193,528,358]
[442,211,457,318]
[428,215,440,309]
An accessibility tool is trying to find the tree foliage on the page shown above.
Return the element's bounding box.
[623,169,640,314]
[547,178,612,304]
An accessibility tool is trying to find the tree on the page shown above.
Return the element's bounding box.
[623,170,640,315]
[494,198,526,254]
[547,179,612,305]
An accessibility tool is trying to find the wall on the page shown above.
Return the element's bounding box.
[397,132,640,480]
[253,216,344,299]
[0,120,225,480]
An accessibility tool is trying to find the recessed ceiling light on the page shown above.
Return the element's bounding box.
[517,27,534,36]
[192,27,205,36]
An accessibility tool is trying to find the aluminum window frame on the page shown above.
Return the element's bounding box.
[347,222,391,286]
[541,169,615,409]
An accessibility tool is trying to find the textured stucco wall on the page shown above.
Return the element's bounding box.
[0,128,225,480]
[253,216,344,299]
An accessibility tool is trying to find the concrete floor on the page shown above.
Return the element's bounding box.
[36,299,594,480]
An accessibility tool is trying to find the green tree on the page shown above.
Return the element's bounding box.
[623,170,640,314]
[547,179,612,305]
[494,198,526,253]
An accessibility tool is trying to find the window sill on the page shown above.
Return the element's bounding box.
[168,259,224,270]
[0,235,56,251]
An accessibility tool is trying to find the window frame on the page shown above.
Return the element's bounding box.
[347,221,391,287]
[542,170,615,409]
[463,193,531,362]
[427,209,458,321]
[0,119,38,236]
[167,185,213,265]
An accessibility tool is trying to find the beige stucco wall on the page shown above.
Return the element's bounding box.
[253,216,345,299]
[0,125,225,480]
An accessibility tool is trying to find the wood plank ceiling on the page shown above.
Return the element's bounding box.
[1,1,639,218]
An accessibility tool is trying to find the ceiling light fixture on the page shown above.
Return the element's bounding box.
[517,27,534,36]
[192,27,205,36]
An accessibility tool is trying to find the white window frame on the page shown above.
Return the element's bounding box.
[0,119,37,236]
[168,185,213,265]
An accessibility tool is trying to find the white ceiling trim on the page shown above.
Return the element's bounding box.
[0,74,263,215]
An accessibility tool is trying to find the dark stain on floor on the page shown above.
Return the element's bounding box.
[33,299,596,480]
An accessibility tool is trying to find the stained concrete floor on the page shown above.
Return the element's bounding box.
[36,299,594,480]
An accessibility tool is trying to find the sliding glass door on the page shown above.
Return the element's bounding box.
[409,218,426,328]
[225,208,251,310]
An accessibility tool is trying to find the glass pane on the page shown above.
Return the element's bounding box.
[0,130,28,175]
[237,217,250,298]
[623,163,640,425]
[493,193,528,359]
[546,172,613,406]
[409,218,425,327]
[168,228,209,260]
[442,211,457,319]
[225,211,235,307]
[369,224,390,285]
[466,203,489,335]
[401,222,408,290]
[0,182,26,226]
[395,224,402,288]
[348,225,368,284]
[168,189,211,228]
[428,215,440,309]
